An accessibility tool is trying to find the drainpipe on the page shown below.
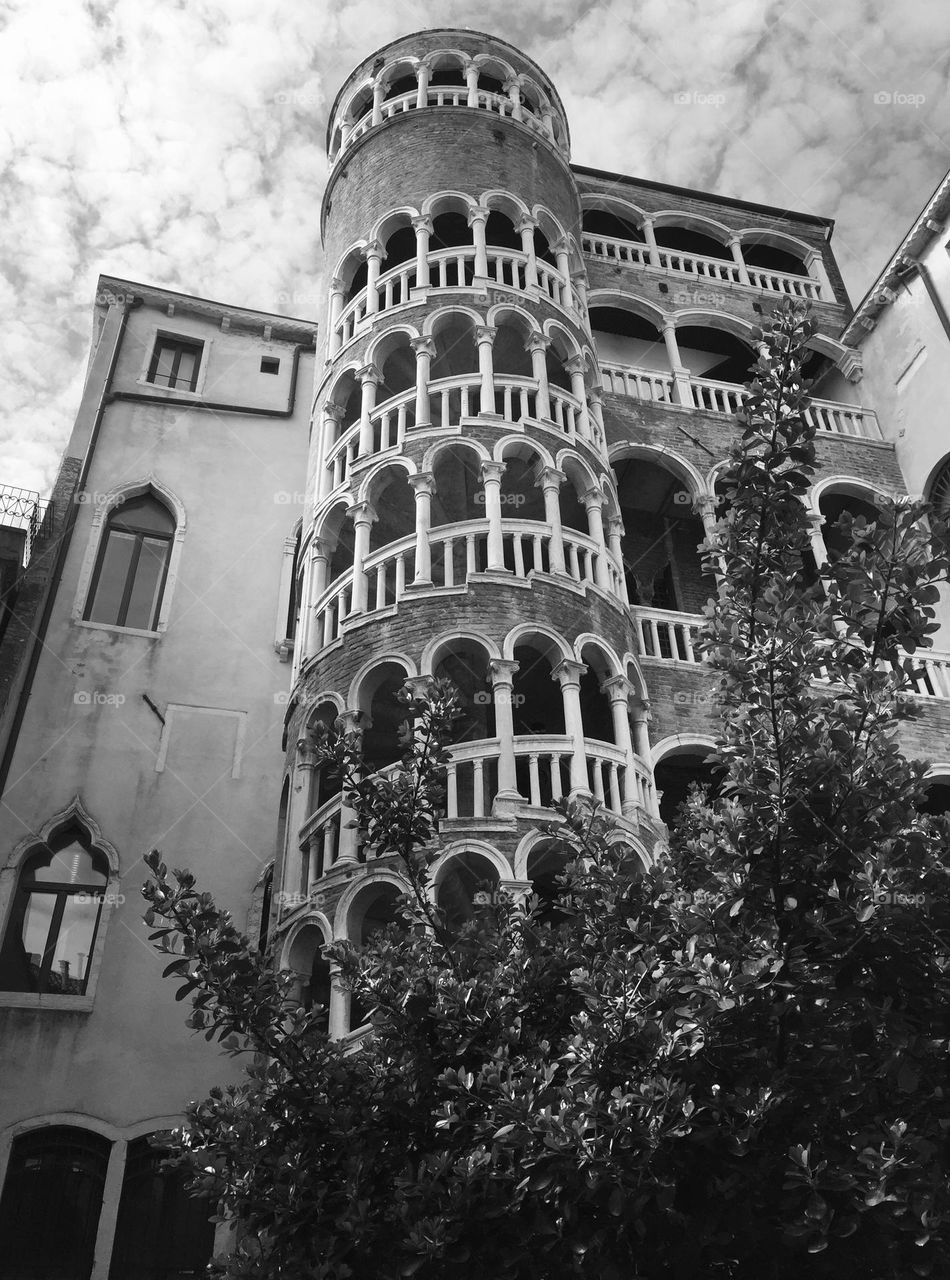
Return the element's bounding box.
[901,257,950,346]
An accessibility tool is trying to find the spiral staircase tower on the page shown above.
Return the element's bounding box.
[277,29,662,1034]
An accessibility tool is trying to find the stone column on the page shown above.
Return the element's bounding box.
[412,336,436,429]
[316,401,344,501]
[304,537,331,658]
[475,324,497,415]
[287,734,319,890]
[328,964,348,1039]
[565,356,592,439]
[327,277,346,358]
[362,240,384,316]
[630,700,660,817]
[807,511,829,570]
[570,268,588,315]
[480,460,507,570]
[371,80,385,127]
[410,472,435,585]
[527,333,552,419]
[505,77,523,121]
[489,658,521,802]
[663,320,693,406]
[539,467,566,575]
[582,488,611,590]
[415,62,430,109]
[641,218,662,268]
[348,502,377,614]
[804,249,834,301]
[696,494,725,581]
[469,205,490,282]
[517,217,539,289]
[553,660,590,794]
[465,61,479,107]
[602,675,638,817]
[357,363,380,455]
[607,516,628,603]
[553,236,573,307]
[541,103,555,138]
[587,388,606,444]
[335,709,363,863]
[727,236,751,285]
[412,215,433,290]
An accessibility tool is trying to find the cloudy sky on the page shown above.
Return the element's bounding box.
[2,0,948,495]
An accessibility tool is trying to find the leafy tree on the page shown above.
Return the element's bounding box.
[143,300,950,1278]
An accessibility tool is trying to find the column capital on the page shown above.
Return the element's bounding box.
[329,275,346,294]
[339,707,364,733]
[515,215,538,235]
[321,399,346,421]
[570,266,588,283]
[357,362,381,385]
[525,332,552,354]
[727,234,743,249]
[311,536,332,559]
[580,486,605,511]
[480,459,506,483]
[503,76,522,93]
[360,240,384,261]
[346,500,377,526]
[806,510,825,530]
[488,658,520,686]
[601,674,633,702]
[661,317,678,334]
[564,354,587,376]
[552,658,587,688]
[411,214,433,233]
[403,675,433,700]
[606,514,625,536]
[537,465,565,492]
[552,235,572,256]
[467,204,490,226]
[694,493,718,517]
[408,471,435,495]
[475,324,497,345]
[410,335,437,358]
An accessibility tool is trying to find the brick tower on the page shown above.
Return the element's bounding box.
[277,30,659,1033]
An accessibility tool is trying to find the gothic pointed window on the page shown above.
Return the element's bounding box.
[84,493,175,630]
[0,826,109,995]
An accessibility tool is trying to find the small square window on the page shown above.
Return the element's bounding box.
[260,356,280,375]
[147,336,203,391]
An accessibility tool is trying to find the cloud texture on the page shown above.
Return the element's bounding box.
[1,0,948,492]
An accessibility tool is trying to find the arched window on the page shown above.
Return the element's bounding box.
[0,1126,112,1280]
[0,827,109,995]
[84,493,175,630]
[108,1133,215,1280]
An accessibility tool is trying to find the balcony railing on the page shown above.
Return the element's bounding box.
[339,85,559,163]
[334,244,575,348]
[311,519,622,649]
[602,362,882,440]
[323,376,597,492]
[633,607,950,705]
[582,233,823,300]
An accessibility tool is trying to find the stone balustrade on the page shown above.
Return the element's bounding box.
[582,232,824,299]
[634,607,704,663]
[602,361,882,440]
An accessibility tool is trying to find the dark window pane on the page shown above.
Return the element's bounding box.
[148,338,203,391]
[27,843,108,886]
[111,495,175,537]
[124,537,170,630]
[47,894,102,993]
[0,1127,111,1280]
[86,530,136,624]
[109,1136,215,1280]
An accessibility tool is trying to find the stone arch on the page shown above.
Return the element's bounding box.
[652,734,721,826]
[421,189,478,219]
[420,629,501,675]
[808,474,893,518]
[651,210,733,244]
[493,434,555,468]
[429,440,486,528]
[608,442,707,499]
[430,842,508,931]
[346,652,416,713]
[422,49,470,85]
